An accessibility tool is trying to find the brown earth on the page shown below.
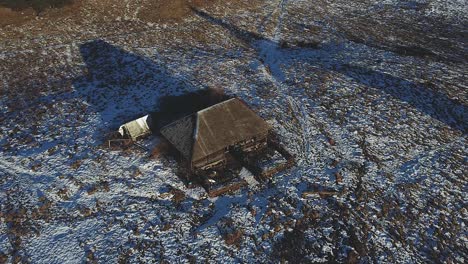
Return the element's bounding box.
[0,0,248,45]
[138,0,218,22]
[0,0,80,26]
[0,0,220,27]
[0,7,36,26]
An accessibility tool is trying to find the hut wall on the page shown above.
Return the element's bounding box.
[193,151,226,171]
[192,131,268,172]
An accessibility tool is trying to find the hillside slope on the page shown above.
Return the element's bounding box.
[0,0,467,263]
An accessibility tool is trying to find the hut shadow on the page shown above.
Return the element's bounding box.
[75,40,235,183]
[75,39,177,122]
[192,8,467,133]
[12,39,217,156]
[148,88,231,133]
[76,39,232,135]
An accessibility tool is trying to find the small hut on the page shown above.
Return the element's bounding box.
[118,115,152,141]
[160,98,270,176]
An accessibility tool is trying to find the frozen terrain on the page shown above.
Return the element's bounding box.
[0,0,467,263]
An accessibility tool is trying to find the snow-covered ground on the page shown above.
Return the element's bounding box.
[0,0,467,263]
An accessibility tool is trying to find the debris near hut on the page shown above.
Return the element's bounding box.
[160,97,294,196]
[107,115,152,150]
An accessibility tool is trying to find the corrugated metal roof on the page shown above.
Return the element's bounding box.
[160,115,196,159]
[160,98,270,163]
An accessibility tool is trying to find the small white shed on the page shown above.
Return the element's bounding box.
[118,115,151,141]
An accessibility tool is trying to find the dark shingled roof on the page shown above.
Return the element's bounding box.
[160,98,270,163]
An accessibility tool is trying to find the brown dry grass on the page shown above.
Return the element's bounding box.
[169,187,186,205]
[138,0,217,22]
[0,0,80,26]
[0,7,35,26]
[224,229,244,247]
[150,140,172,159]
[0,0,220,27]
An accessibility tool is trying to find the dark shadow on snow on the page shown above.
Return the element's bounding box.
[76,39,230,134]
[76,39,188,130]
[192,8,467,133]
[149,89,231,132]
[8,39,230,156]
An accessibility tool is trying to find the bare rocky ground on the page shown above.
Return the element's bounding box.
[0,0,467,263]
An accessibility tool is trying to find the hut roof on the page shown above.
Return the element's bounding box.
[118,115,151,141]
[160,98,270,163]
